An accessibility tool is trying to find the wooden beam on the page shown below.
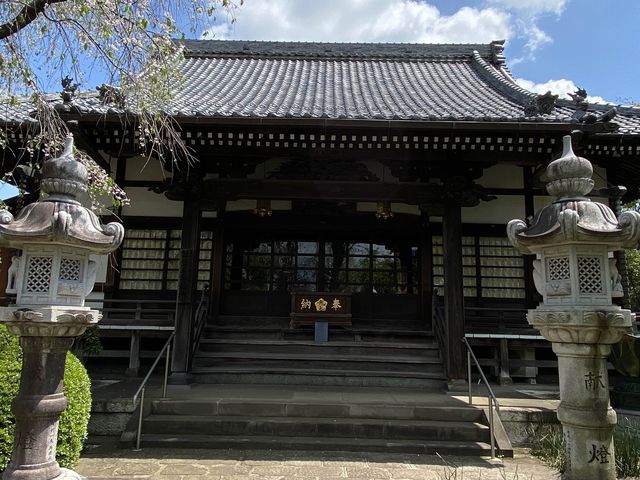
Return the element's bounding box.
[176,178,445,204]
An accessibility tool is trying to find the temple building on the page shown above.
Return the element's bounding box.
[2,39,640,392]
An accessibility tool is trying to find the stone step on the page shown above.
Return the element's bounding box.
[142,415,490,442]
[194,350,440,363]
[190,368,446,388]
[191,355,444,374]
[136,434,500,456]
[197,338,439,357]
[150,399,484,423]
[214,316,424,330]
[203,328,436,344]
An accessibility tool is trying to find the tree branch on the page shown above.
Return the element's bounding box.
[0,0,67,39]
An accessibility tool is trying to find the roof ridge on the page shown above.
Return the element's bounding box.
[178,39,497,61]
[470,50,536,106]
[556,98,640,115]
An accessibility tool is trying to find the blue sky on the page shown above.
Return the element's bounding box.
[205,0,640,104]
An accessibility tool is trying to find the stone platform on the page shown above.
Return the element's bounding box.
[77,441,559,480]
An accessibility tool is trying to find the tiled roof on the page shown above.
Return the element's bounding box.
[2,40,640,134]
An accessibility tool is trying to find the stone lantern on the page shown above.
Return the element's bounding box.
[507,135,640,480]
[0,135,124,480]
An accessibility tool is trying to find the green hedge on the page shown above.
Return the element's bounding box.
[626,248,640,312]
[0,325,91,470]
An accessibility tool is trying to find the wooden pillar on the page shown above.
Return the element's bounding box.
[443,201,466,380]
[171,197,201,383]
[608,184,631,310]
[419,209,433,330]
[523,167,537,308]
[111,156,128,296]
[210,211,226,322]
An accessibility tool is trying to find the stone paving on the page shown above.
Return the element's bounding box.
[76,444,560,480]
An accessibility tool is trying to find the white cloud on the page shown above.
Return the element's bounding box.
[489,0,569,61]
[205,0,573,67]
[515,77,608,104]
[488,0,568,16]
[521,22,552,53]
[205,0,512,44]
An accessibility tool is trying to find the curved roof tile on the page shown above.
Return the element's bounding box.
[1,40,639,134]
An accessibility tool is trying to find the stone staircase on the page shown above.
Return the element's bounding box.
[132,384,512,457]
[190,315,446,388]
[128,316,512,456]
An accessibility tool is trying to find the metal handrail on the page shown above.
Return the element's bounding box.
[462,337,500,458]
[132,331,175,450]
[190,286,210,360]
[431,293,448,377]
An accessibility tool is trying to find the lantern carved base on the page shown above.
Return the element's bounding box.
[529,307,631,480]
[528,306,631,345]
[0,307,99,480]
[0,306,99,337]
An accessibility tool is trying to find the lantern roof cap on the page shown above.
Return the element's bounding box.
[507,135,640,253]
[0,135,123,253]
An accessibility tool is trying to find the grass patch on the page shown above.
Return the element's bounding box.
[530,425,566,474]
[530,420,640,478]
[616,419,640,479]
[435,453,533,479]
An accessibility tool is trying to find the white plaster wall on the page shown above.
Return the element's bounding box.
[462,196,526,224]
[90,255,109,283]
[121,188,183,217]
[478,165,523,189]
[593,165,608,190]
[125,156,169,182]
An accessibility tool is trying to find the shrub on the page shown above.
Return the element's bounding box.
[0,325,92,470]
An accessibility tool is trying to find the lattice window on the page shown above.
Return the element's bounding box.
[119,228,214,291]
[547,257,570,281]
[59,258,81,281]
[578,256,603,294]
[26,256,53,293]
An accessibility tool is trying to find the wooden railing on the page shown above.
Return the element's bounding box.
[85,298,176,375]
[85,298,176,326]
[462,305,550,384]
[431,294,554,383]
[463,305,530,333]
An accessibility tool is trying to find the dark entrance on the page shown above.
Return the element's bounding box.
[219,211,421,322]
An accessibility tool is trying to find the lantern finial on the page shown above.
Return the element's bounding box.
[40,134,89,203]
[544,135,594,199]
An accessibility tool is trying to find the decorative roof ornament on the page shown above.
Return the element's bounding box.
[0,134,124,253]
[489,40,506,66]
[524,91,558,116]
[61,76,79,104]
[97,83,126,108]
[569,88,588,107]
[507,135,640,253]
[569,87,618,124]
